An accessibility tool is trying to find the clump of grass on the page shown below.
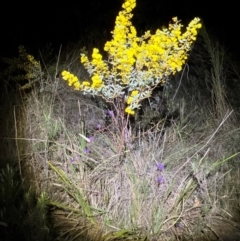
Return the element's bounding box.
[0,162,54,241]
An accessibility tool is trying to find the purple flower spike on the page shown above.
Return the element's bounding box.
[108,110,114,118]
[84,147,90,154]
[157,176,164,184]
[157,162,164,171]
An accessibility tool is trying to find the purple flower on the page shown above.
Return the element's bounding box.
[84,147,90,154]
[157,176,164,184]
[96,124,101,130]
[88,136,94,142]
[175,222,183,228]
[157,162,164,171]
[70,157,74,163]
[108,110,114,118]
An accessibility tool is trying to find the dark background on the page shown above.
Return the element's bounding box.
[1,0,239,60]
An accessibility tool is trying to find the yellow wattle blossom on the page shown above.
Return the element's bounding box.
[82,81,90,87]
[122,0,136,12]
[125,106,135,115]
[61,0,201,115]
[131,90,139,96]
[62,70,82,90]
[127,96,133,104]
[14,46,44,90]
[81,55,88,63]
[91,75,103,88]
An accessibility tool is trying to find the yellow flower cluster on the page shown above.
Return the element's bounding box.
[62,70,103,90]
[63,48,106,90]
[122,0,136,12]
[125,90,139,114]
[62,0,201,115]
[62,71,82,90]
[27,54,41,69]
[18,46,43,82]
[125,106,135,115]
[127,90,139,104]
[91,75,103,88]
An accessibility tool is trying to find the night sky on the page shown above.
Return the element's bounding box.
[1,0,239,60]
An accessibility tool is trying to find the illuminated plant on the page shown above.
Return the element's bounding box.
[62,0,201,115]
[2,46,44,90]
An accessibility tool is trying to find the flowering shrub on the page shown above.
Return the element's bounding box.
[62,0,201,115]
[2,46,43,90]
[18,46,43,82]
